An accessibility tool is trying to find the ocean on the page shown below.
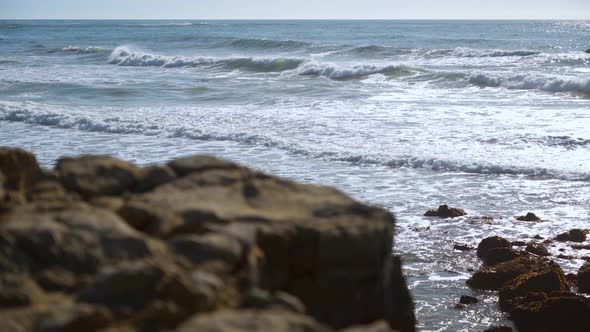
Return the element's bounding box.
[1,19,589,331]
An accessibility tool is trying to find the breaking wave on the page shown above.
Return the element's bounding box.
[469,72,590,94]
[62,46,107,54]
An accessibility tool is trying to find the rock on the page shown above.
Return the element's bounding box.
[0,205,153,274]
[77,261,166,312]
[525,242,551,257]
[176,309,332,332]
[134,165,176,193]
[571,244,590,250]
[453,243,473,251]
[38,304,112,332]
[467,256,557,291]
[555,229,587,242]
[577,262,590,293]
[0,274,44,308]
[167,155,242,177]
[459,295,478,305]
[585,49,590,54]
[454,303,466,309]
[340,320,398,332]
[483,326,513,332]
[35,268,85,293]
[533,235,544,240]
[424,204,466,218]
[498,262,568,312]
[512,240,526,246]
[56,155,141,198]
[516,212,541,222]
[169,233,244,268]
[483,248,521,266]
[476,236,512,263]
[0,147,42,202]
[241,289,306,314]
[510,292,590,332]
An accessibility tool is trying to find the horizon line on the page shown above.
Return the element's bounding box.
[1,18,590,21]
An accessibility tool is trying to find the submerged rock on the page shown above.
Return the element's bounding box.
[424,204,466,218]
[516,212,542,222]
[555,229,587,243]
[459,295,478,305]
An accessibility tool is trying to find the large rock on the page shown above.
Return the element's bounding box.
[424,205,466,218]
[467,256,557,290]
[56,155,141,198]
[0,147,42,203]
[510,292,590,332]
[577,262,590,293]
[476,236,512,265]
[554,229,587,243]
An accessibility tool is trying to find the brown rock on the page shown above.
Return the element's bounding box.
[453,243,473,251]
[0,274,44,308]
[510,292,590,332]
[467,256,557,290]
[577,262,590,293]
[459,295,478,305]
[511,240,526,246]
[38,304,112,332]
[483,247,521,266]
[169,233,244,268]
[516,212,541,222]
[555,229,587,242]
[0,147,42,202]
[241,289,306,313]
[340,320,398,332]
[56,155,141,198]
[525,242,551,257]
[134,165,176,193]
[167,155,242,176]
[424,204,466,218]
[476,236,512,263]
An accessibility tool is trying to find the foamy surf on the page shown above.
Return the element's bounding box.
[469,72,590,94]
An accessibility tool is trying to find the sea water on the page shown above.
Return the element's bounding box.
[1,20,590,331]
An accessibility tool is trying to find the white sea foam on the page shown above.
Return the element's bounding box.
[291,61,422,80]
[469,72,590,94]
[452,47,540,57]
[62,46,106,54]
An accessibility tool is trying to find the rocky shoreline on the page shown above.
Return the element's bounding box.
[0,147,415,332]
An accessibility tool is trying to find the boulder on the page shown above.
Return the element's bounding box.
[424,205,466,218]
[0,274,44,308]
[476,236,512,263]
[38,304,112,332]
[467,256,557,290]
[55,155,141,198]
[483,248,521,266]
[555,229,587,243]
[167,155,243,176]
[453,243,473,251]
[176,309,332,332]
[577,262,590,293]
[134,165,176,193]
[0,147,42,202]
[525,242,551,257]
[241,289,306,313]
[516,212,541,222]
[510,292,590,332]
[169,233,244,268]
[459,295,478,305]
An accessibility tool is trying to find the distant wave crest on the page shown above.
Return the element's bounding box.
[452,47,540,57]
[221,38,311,50]
[61,46,107,54]
[469,72,590,94]
[292,61,422,80]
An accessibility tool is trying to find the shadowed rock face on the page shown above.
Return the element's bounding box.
[0,147,414,332]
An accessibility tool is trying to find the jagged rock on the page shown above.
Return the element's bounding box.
[0,205,153,274]
[555,229,587,242]
[424,205,466,218]
[512,241,526,246]
[467,256,557,290]
[169,233,244,268]
[577,262,590,293]
[134,165,176,193]
[476,236,512,264]
[509,292,590,332]
[483,326,513,332]
[176,309,332,332]
[516,212,541,222]
[0,274,44,308]
[483,248,521,266]
[453,243,473,251]
[498,263,568,312]
[56,155,141,198]
[525,242,551,257]
[459,295,478,305]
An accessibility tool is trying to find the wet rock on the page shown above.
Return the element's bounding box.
[586,49,590,54]
[454,303,466,309]
[483,248,521,266]
[533,235,544,240]
[577,262,590,293]
[0,147,42,202]
[340,320,398,332]
[483,326,513,332]
[176,309,332,332]
[169,233,244,268]
[424,204,466,218]
[511,240,526,247]
[556,254,574,259]
[467,256,557,291]
[498,262,568,312]
[516,212,541,222]
[525,242,551,257]
[571,244,590,250]
[56,155,141,198]
[510,292,590,332]
[167,155,242,176]
[476,236,512,264]
[453,243,474,251]
[459,295,478,305]
[555,229,587,242]
[0,274,44,308]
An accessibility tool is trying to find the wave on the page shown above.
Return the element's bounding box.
[2,102,588,182]
[452,47,541,57]
[139,22,205,27]
[292,62,423,80]
[107,46,304,71]
[61,46,107,54]
[469,72,590,94]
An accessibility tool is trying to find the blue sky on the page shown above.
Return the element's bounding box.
[1,0,589,19]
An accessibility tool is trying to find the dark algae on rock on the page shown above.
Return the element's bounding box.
[0,147,415,332]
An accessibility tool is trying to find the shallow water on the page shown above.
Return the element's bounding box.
[1,20,590,331]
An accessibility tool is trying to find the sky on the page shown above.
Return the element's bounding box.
[0,0,589,20]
